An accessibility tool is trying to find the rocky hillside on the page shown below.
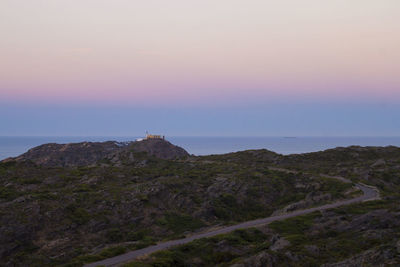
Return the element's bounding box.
[275,145,400,198]
[126,146,400,267]
[0,144,354,267]
[127,138,189,160]
[7,141,121,167]
[129,205,400,267]
[4,139,189,167]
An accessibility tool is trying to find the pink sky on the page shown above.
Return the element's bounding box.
[1,0,399,106]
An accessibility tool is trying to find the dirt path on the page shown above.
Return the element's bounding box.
[85,171,379,267]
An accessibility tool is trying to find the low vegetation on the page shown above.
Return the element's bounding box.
[124,146,400,267]
[1,142,400,266]
[124,228,270,267]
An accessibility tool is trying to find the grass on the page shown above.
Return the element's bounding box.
[75,246,127,264]
[269,211,321,245]
[157,212,205,236]
[0,186,20,201]
[331,199,393,215]
[65,205,91,225]
[124,228,269,267]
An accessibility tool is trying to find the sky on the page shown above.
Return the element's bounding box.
[0,0,399,136]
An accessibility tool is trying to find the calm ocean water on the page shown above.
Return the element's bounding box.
[0,136,400,160]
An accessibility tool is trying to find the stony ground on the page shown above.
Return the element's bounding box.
[1,141,399,266]
[125,146,400,267]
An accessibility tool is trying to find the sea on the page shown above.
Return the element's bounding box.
[1,136,400,161]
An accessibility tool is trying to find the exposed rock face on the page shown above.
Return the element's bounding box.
[230,251,281,267]
[321,244,399,267]
[3,139,189,167]
[270,236,290,251]
[127,139,189,160]
[9,141,120,167]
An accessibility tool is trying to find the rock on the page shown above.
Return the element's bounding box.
[13,196,27,203]
[322,244,399,267]
[9,141,121,167]
[230,251,279,267]
[4,139,189,167]
[127,139,189,160]
[371,159,386,168]
[305,244,319,255]
[284,251,299,261]
[274,192,332,214]
[270,237,290,251]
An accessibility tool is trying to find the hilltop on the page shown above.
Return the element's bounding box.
[4,138,189,167]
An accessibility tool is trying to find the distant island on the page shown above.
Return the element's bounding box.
[1,139,399,266]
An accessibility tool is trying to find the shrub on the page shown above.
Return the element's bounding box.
[65,205,91,225]
[269,211,321,237]
[157,213,204,234]
[0,186,19,201]
[105,228,125,243]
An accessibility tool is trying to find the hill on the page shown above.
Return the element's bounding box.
[4,139,189,167]
[127,145,400,267]
[0,143,399,266]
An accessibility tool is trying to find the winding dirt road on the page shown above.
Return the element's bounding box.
[85,174,379,267]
